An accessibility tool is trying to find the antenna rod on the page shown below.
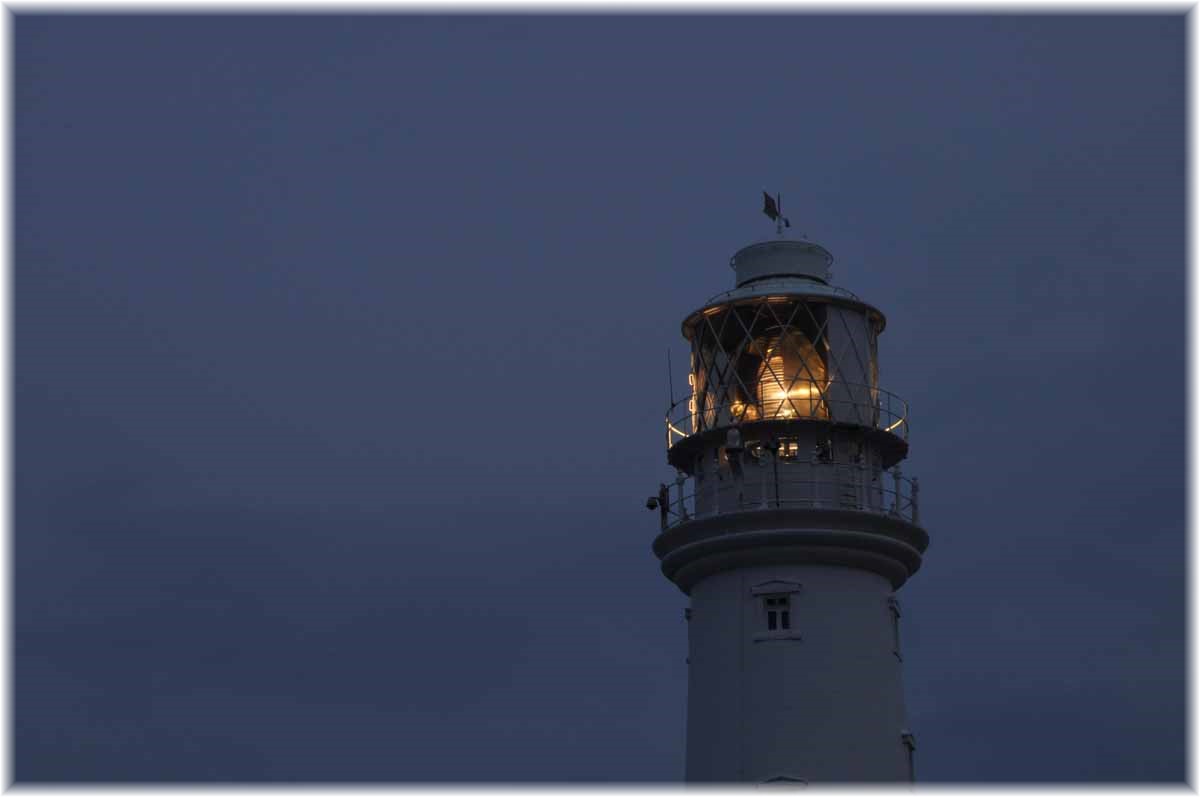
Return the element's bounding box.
[667,348,675,410]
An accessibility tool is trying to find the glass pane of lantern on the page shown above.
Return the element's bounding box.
[756,329,828,420]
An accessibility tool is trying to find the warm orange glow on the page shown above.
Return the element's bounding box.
[727,399,759,422]
[757,331,828,420]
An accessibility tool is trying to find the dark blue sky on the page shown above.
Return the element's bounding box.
[15,13,1185,782]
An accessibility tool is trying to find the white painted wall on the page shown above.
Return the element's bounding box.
[684,564,912,783]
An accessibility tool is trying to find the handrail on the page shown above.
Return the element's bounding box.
[665,382,909,448]
[653,462,921,531]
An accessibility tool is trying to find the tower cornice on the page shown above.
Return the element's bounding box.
[654,509,928,593]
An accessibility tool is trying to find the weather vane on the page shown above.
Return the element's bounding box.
[762,191,793,236]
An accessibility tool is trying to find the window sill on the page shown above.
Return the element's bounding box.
[752,632,804,643]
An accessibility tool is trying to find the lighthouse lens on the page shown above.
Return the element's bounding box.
[755,329,828,420]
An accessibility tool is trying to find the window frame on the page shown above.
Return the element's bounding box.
[763,594,791,631]
[750,580,803,642]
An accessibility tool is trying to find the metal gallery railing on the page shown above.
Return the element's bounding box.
[652,461,920,531]
[665,382,909,448]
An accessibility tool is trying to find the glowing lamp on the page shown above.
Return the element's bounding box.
[756,330,828,420]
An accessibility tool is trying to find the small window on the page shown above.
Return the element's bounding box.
[757,774,808,788]
[751,581,802,642]
[763,594,791,631]
[777,439,802,461]
[746,439,801,462]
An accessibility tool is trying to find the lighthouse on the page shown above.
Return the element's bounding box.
[651,235,928,783]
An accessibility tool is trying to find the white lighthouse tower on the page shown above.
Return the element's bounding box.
[651,236,928,784]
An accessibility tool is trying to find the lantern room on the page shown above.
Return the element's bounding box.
[665,240,909,472]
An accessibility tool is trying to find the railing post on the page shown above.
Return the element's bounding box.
[809,460,818,509]
[772,443,781,508]
[712,460,720,515]
[676,471,688,521]
[760,451,770,509]
[891,465,903,515]
[911,477,920,524]
[856,463,865,510]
